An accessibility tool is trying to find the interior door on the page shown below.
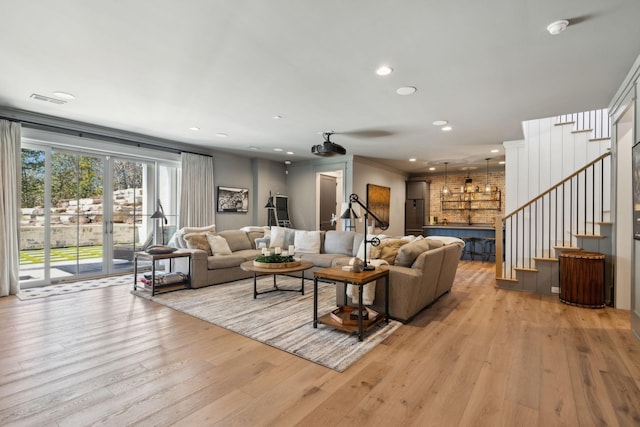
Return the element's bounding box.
[319,174,337,231]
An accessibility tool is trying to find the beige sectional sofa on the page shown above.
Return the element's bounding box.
[336,237,463,322]
[170,225,463,323]
[170,226,364,288]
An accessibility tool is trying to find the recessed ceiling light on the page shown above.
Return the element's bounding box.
[249,146,260,150]
[491,149,499,153]
[52,91,75,100]
[286,151,294,155]
[409,158,416,162]
[376,65,393,76]
[547,19,569,35]
[273,148,283,152]
[432,120,448,126]
[273,115,283,120]
[189,127,200,131]
[396,86,417,95]
[499,161,506,165]
[216,133,228,138]
[284,160,292,165]
[441,126,452,132]
[429,167,436,171]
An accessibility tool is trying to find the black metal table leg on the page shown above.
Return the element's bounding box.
[253,273,258,299]
[313,277,318,328]
[358,283,364,341]
[385,274,389,323]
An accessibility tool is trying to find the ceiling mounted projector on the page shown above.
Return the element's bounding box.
[311,132,346,157]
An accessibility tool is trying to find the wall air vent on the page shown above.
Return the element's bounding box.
[30,93,66,105]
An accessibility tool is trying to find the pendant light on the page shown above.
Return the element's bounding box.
[484,158,492,193]
[442,162,450,195]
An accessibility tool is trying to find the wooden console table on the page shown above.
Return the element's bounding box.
[313,266,389,341]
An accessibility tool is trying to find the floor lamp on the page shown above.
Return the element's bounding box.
[264,191,275,226]
[151,207,167,245]
[341,193,389,270]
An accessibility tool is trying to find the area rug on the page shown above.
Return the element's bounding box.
[17,274,134,300]
[133,276,401,372]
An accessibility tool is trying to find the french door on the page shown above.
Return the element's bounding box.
[20,144,176,288]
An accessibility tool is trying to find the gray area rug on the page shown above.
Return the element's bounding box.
[133,276,401,372]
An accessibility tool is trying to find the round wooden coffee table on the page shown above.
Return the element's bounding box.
[240,260,314,299]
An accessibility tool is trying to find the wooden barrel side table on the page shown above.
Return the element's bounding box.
[559,251,605,308]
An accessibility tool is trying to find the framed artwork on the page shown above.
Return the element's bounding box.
[367,184,390,228]
[217,186,249,213]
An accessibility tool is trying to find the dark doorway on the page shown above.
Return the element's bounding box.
[319,174,337,231]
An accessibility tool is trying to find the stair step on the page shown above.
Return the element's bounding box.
[589,137,610,142]
[554,121,575,126]
[514,267,537,272]
[574,234,606,239]
[571,129,593,134]
[553,245,581,251]
[533,257,558,263]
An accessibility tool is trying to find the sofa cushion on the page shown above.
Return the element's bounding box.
[294,230,321,253]
[425,236,465,247]
[206,234,232,255]
[370,239,408,264]
[297,252,341,268]
[184,232,213,255]
[218,230,253,252]
[323,230,355,256]
[206,254,246,269]
[394,238,440,267]
[233,249,261,261]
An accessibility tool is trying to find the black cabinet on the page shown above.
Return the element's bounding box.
[405,180,429,235]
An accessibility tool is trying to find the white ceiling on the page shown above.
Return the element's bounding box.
[1,0,639,174]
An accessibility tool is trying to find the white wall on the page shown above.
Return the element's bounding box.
[504,116,611,213]
[352,156,407,237]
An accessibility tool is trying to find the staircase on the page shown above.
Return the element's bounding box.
[496,110,613,304]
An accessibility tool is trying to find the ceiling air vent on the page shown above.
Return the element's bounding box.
[30,93,66,105]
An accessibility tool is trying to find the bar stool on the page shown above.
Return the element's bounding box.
[483,237,496,262]
[461,236,479,260]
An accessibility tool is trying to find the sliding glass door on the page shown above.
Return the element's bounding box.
[20,141,180,288]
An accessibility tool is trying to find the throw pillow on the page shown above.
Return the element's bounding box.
[206,234,232,255]
[369,239,408,264]
[294,230,321,254]
[269,226,287,248]
[183,232,213,255]
[394,239,435,267]
[254,236,270,249]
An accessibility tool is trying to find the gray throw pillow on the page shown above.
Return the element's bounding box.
[394,239,435,267]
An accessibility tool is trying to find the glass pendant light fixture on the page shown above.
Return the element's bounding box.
[442,162,450,195]
[484,158,492,193]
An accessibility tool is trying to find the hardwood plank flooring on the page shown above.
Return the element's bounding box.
[1,260,639,426]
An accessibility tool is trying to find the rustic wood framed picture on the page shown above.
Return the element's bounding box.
[366,184,390,228]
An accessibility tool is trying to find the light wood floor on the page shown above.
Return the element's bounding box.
[1,261,639,426]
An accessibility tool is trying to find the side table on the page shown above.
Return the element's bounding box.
[134,250,192,296]
[313,266,389,341]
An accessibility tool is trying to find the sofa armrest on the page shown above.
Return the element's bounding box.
[170,248,208,288]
